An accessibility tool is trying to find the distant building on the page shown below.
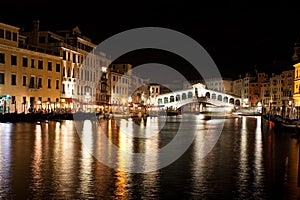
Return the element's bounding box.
[108,64,132,113]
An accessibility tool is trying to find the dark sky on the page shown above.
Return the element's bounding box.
[1,1,300,80]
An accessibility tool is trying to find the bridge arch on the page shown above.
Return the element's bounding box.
[170,95,175,102]
[223,96,228,103]
[205,92,210,98]
[158,98,162,105]
[212,93,216,100]
[164,97,168,104]
[217,95,222,101]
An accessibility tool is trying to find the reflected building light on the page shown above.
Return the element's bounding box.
[238,116,248,192]
[80,120,93,196]
[53,120,75,196]
[115,119,129,197]
[0,123,12,193]
[253,117,263,188]
[31,124,42,191]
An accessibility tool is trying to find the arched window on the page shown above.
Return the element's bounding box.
[223,96,228,103]
[205,92,210,98]
[164,97,168,104]
[170,96,175,102]
[158,98,162,105]
[217,95,222,101]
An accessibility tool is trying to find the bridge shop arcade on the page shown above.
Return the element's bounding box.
[156,83,242,113]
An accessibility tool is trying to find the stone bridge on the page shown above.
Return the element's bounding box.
[155,83,241,110]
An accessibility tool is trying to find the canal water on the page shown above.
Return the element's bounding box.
[0,114,300,199]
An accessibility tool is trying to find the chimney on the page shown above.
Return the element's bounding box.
[32,20,40,45]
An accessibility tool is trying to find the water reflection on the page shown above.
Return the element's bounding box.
[2,115,300,198]
[0,123,12,199]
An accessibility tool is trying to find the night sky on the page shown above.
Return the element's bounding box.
[1,1,300,80]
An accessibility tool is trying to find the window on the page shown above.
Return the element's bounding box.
[73,54,76,63]
[0,29,4,38]
[0,73,4,84]
[11,74,16,85]
[56,63,60,72]
[12,32,17,41]
[22,75,26,86]
[30,97,35,106]
[39,37,45,43]
[0,53,5,64]
[47,78,51,88]
[62,84,65,94]
[31,59,35,68]
[29,76,35,88]
[56,80,59,89]
[48,61,52,71]
[62,67,65,76]
[11,55,17,65]
[23,97,26,104]
[5,31,11,40]
[11,96,15,104]
[38,78,42,88]
[63,51,66,60]
[22,57,28,67]
[38,60,43,69]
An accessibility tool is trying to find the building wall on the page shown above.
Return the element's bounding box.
[0,42,61,113]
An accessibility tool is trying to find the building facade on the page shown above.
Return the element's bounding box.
[0,22,61,113]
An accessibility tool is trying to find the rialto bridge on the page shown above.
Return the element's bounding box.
[155,83,242,110]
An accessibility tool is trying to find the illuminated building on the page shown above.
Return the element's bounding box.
[109,64,132,113]
[0,21,61,113]
[21,20,111,112]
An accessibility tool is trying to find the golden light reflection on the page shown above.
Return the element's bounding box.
[79,120,94,196]
[53,120,75,196]
[253,117,263,187]
[115,119,129,197]
[32,124,42,189]
[118,119,131,170]
[114,170,127,197]
[238,116,248,187]
[0,123,12,192]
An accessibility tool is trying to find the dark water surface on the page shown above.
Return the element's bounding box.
[0,114,300,199]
